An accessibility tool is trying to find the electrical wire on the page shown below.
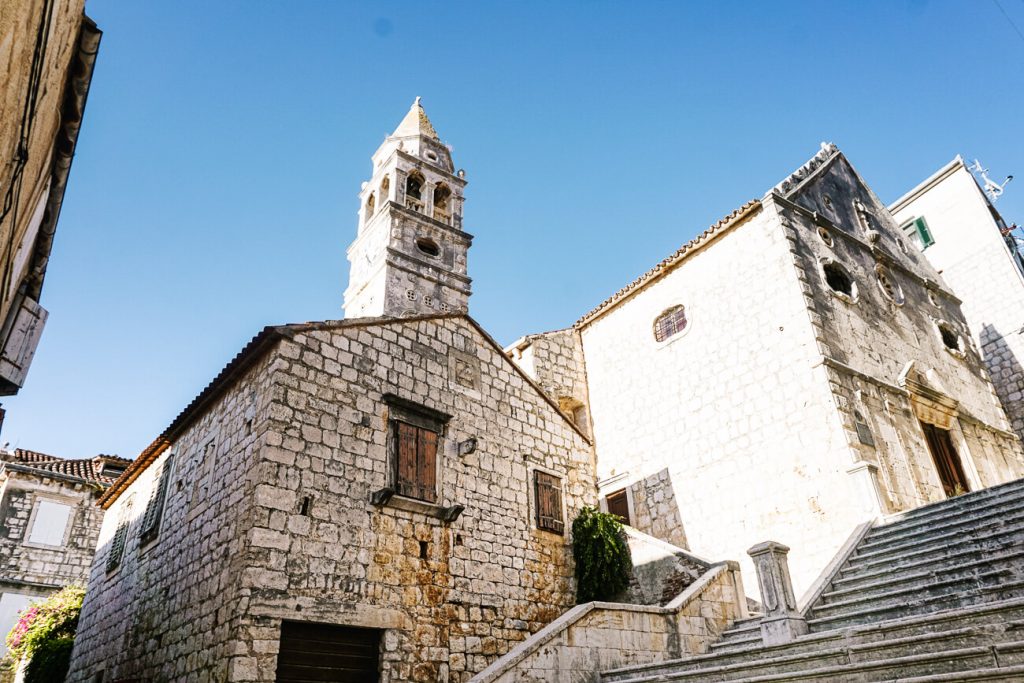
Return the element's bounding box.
[994,0,1024,44]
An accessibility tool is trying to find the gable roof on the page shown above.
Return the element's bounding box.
[99,313,590,508]
[1,449,131,487]
[574,200,761,328]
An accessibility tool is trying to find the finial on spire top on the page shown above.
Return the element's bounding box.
[391,96,439,140]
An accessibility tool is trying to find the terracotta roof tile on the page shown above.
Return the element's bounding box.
[3,450,131,486]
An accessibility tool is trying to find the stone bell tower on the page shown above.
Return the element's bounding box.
[344,98,472,319]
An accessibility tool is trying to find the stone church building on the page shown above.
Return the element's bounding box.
[511,143,1024,592]
[66,102,1024,682]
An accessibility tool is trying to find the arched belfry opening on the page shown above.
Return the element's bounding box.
[433,183,451,223]
[406,171,425,211]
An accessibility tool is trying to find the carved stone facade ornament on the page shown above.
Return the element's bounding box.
[747,541,808,645]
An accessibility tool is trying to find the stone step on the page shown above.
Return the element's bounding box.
[810,568,1012,619]
[868,483,1024,543]
[601,625,1000,683]
[807,578,1024,631]
[604,642,1022,682]
[859,499,1024,554]
[880,477,1024,527]
[709,595,1024,657]
[893,664,1024,682]
[830,546,1024,594]
[841,522,1024,577]
[853,509,1024,561]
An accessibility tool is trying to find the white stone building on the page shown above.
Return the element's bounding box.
[511,144,1024,594]
[0,448,127,655]
[890,157,1024,444]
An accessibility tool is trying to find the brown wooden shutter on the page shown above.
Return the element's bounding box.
[395,421,418,499]
[417,428,438,503]
[535,471,564,533]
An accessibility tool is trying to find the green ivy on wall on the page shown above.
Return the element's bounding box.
[572,506,633,603]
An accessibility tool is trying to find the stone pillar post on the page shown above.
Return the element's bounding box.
[747,541,808,645]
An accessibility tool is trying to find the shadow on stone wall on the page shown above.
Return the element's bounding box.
[628,468,689,550]
[618,527,710,606]
[980,323,1024,439]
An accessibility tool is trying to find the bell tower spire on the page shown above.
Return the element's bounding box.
[344,98,471,319]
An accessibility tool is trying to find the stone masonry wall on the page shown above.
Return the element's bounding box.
[890,163,1024,444]
[471,562,745,683]
[0,470,103,591]
[232,316,594,683]
[67,351,276,683]
[507,328,591,435]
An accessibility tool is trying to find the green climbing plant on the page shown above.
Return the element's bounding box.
[572,506,633,603]
[3,584,84,682]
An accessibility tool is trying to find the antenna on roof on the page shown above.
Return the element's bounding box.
[968,159,1013,201]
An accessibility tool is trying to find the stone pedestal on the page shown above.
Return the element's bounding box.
[747,541,808,645]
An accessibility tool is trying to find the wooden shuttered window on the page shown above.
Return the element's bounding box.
[106,495,134,573]
[394,420,438,503]
[139,456,174,543]
[534,471,564,534]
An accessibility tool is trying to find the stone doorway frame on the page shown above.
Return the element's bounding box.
[898,361,983,495]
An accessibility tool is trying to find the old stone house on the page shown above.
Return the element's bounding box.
[509,143,1024,593]
[0,0,100,396]
[0,448,127,655]
[890,157,1024,445]
[67,102,594,683]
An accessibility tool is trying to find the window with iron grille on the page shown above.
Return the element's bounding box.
[653,305,687,343]
[139,455,175,544]
[534,471,564,534]
[106,495,134,573]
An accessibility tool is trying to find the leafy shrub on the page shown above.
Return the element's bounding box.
[572,506,633,603]
[4,584,84,682]
[24,637,74,683]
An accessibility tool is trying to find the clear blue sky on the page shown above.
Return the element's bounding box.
[7,1,1024,460]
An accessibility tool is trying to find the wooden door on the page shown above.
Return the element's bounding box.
[606,488,630,525]
[276,621,380,682]
[921,422,970,497]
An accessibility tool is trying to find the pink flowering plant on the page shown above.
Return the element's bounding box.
[3,584,85,668]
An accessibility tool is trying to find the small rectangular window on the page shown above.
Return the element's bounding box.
[139,455,175,544]
[26,500,72,546]
[534,471,564,534]
[106,495,134,573]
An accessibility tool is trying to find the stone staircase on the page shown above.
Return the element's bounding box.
[601,477,1024,682]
